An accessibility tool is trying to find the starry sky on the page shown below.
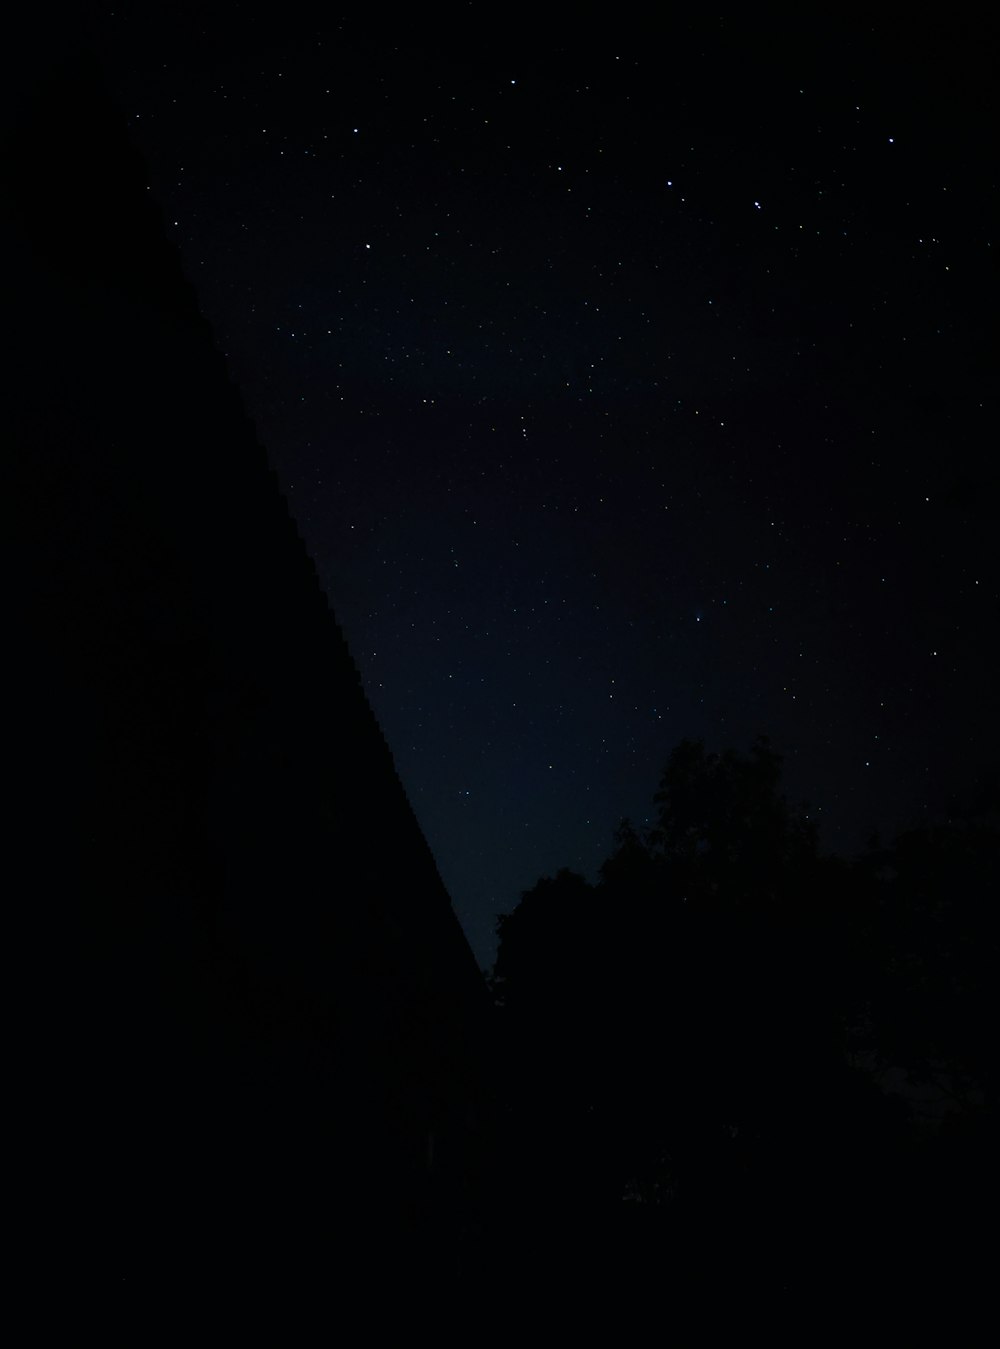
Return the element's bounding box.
[72,7,995,968]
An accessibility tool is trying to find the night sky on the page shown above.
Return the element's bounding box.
[74,8,995,968]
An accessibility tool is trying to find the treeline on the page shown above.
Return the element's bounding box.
[480,739,996,1310]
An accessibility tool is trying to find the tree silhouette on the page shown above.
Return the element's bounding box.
[485,737,997,1305]
[845,799,999,1296]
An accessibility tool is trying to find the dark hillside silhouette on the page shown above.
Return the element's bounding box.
[5,53,493,1305]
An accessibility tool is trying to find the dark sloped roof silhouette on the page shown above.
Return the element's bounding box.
[6,51,494,1305]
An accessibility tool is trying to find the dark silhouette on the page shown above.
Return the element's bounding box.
[489,739,997,1311]
[6,53,495,1309]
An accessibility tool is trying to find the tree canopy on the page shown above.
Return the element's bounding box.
[486,737,997,1305]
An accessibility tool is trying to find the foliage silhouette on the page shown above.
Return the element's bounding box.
[488,738,997,1306]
